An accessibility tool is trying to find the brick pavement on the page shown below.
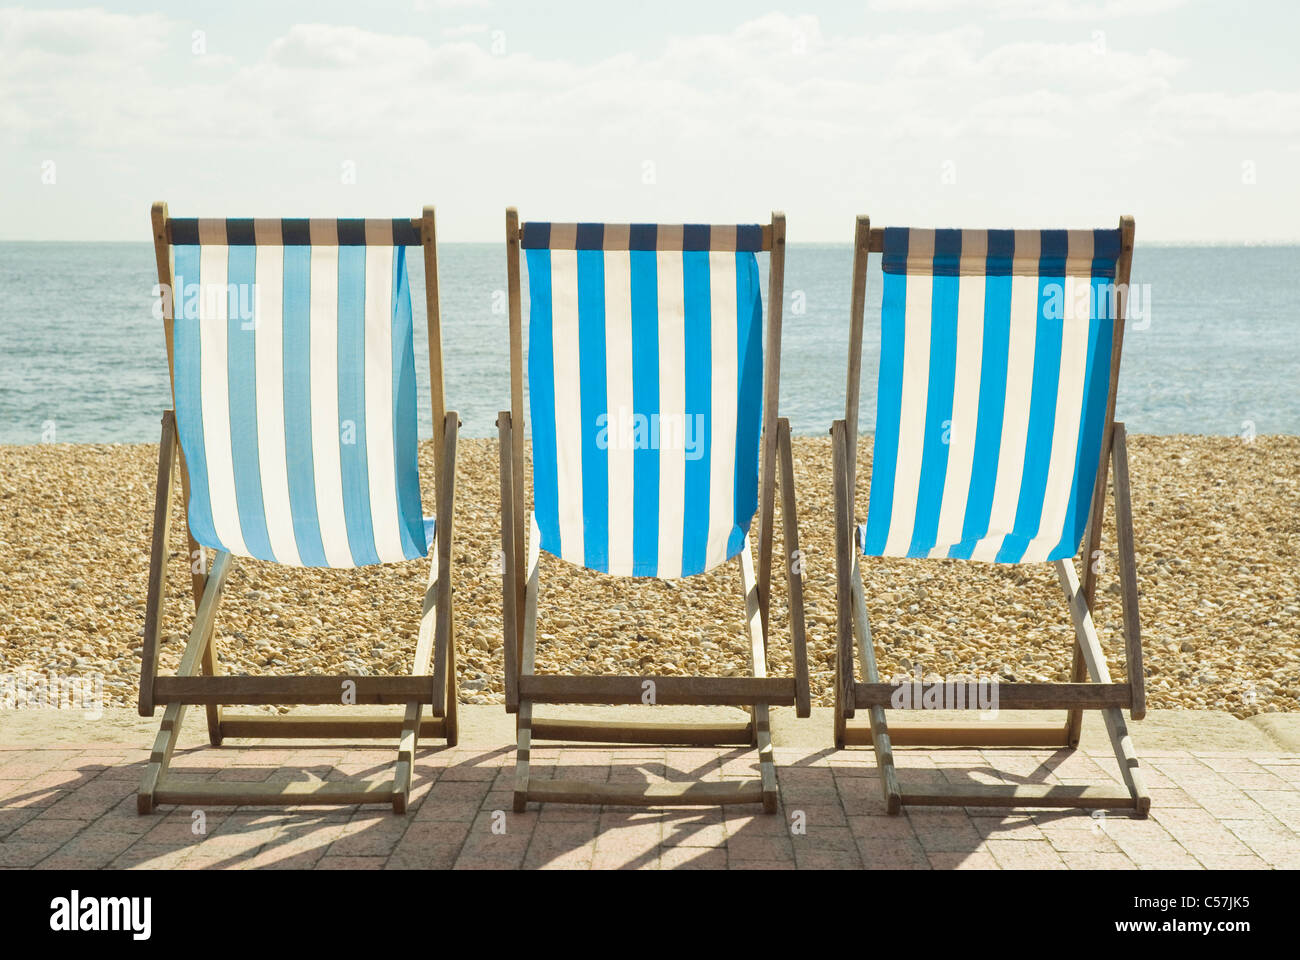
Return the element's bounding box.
[2,736,1297,869]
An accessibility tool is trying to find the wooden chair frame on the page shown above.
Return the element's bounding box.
[499,209,810,813]
[832,215,1149,816]
[137,203,459,815]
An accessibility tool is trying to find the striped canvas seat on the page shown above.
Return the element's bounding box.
[167,218,429,568]
[522,223,765,577]
[861,227,1122,564]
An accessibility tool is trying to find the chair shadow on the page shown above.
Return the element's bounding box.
[138,740,777,870]
[4,742,1134,869]
[890,746,1134,801]
[873,745,1140,865]
[509,741,806,870]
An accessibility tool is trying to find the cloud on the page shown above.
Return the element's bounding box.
[441,23,489,39]
[867,0,1186,20]
[0,7,170,146]
[0,7,1255,153]
[412,0,490,10]
[2,6,1297,240]
[264,23,435,71]
[4,7,1281,156]
[1153,90,1300,136]
[0,5,168,57]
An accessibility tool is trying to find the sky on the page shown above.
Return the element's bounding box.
[1,0,1298,242]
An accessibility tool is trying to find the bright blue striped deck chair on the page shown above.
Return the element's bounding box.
[138,203,460,815]
[832,215,1148,816]
[500,210,810,813]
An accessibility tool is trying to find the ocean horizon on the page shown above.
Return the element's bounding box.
[2,241,1297,445]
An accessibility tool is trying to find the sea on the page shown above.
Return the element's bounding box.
[1,243,1297,444]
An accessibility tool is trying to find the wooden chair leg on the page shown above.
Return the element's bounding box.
[513,693,533,814]
[831,418,902,812]
[395,554,440,814]
[850,559,902,815]
[139,412,176,719]
[1071,422,1116,748]
[776,417,811,719]
[199,622,223,747]
[429,411,458,719]
[754,706,777,815]
[498,410,520,715]
[1057,558,1150,817]
[513,514,541,813]
[444,624,459,747]
[417,537,457,752]
[831,419,854,749]
[393,701,420,814]
[740,543,778,814]
[138,702,186,815]
[1065,646,1086,748]
[1111,423,1146,721]
[833,658,847,750]
[145,412,224,746]
[138,551,232,813]
[395,411,461,811]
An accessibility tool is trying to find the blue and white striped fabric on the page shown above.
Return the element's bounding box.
[861,228,1121,564]
[168,218,428,568]
[523,223,765,578]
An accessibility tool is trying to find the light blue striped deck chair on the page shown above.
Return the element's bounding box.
[832,215,1149,816]
[499,210,810,813]
[137,203,460,815]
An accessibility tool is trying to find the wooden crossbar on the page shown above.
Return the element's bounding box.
[153,676,438,706]
[847,723,1070,748]
[854,682,1132,710]
[902,784,1138,809]
[517,675,795,707]
[218,715,449,740]
[155,777,396,807]
[527,779,765,807]
[530,719,754,745]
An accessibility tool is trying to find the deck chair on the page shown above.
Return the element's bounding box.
[499,211,811,813]
[138,203,459,814]
[833,216,1149,816]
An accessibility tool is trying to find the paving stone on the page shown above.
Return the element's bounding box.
[661,846,727,869]
[1059,851,1137,869]
[857,836,931,869]
[0,841,62,867]
[2,728,1295,870]
[928,850,1000,869]
[986,839,1068,869]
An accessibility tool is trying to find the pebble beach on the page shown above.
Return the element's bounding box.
[1,435,1297,719]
